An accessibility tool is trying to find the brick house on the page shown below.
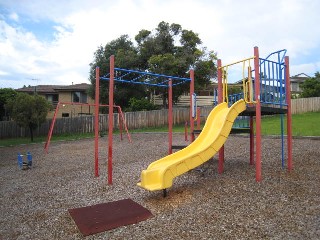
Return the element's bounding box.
[16,83,94,118]
[290,73,311,97]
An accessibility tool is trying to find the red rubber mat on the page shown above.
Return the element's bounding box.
[68,199,153,236]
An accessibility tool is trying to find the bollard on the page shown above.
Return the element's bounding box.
[27,151,32,168]
[18,153,23,169]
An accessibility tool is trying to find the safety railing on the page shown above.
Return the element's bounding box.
[219,56,256,105]
[219,50,288,107]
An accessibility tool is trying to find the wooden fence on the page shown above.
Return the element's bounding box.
[0,106,213,139]
[291,97,320,114]
[1,97,319,139]
[153,95,215,106]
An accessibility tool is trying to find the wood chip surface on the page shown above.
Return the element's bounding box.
[1,134,319,239]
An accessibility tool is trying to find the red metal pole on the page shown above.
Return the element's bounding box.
[108,55,115,184]
[117,106,132,143]
[44,102,60,153]
[168,79,173,154]
[185,121,188,141]
[254,47,262,182]
[285,56,293,171]
[94,67,100,177]
[197,107,201,130]
[118,109,123,141]
[217,59,224,174]
[44,102,130,157]
[250,116,254,165]
[190,69,195,142]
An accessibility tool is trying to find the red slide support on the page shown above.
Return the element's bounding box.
[285,56,293,171]
[254,46,262,182]
[168,79,173,154]
[95,67,100,176]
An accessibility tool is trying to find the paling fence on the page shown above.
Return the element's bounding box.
[0,106,213,139]
[290,97,320,114]
[1,97,319,139]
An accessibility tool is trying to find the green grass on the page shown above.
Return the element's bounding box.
[0,132,95,147]
[261,111,320,136]
[1,111,319,147]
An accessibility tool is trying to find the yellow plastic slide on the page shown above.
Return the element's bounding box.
[137,99,246,191]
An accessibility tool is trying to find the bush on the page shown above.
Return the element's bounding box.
[126,97,159,112]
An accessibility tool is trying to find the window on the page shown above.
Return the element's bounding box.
[62,113,69,117]
[291,83,300,92]
[72,92,87,103]
[46,94,59,107]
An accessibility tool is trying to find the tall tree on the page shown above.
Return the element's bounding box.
[88,35,146,110]
[300,72,320,98]
[5,93,51,141]
[88,21,218,109]
[0,88,17,121]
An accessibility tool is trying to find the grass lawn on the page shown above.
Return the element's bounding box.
[261,111,320,136]
[1,111,319,147]
[0,132,95,147]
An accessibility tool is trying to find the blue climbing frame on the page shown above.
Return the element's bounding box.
[225,48,292,177]
[100,67,191,87]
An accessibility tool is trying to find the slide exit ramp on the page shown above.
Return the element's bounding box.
[137,99,246,191]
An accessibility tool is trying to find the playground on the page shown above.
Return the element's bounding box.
[1,47,319,238]
[1,134,320,239]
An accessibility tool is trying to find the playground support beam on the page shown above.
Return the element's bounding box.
[44,104,60,153]
[217,59,224,174]
[44,102,130,156]
[95,67,100,177]
[254,46,262,182]
[108,55,115,185]
[168,79,173,154]
[189,69,195,142]
[197,108,201,130]
[285,56,293,171]
[250,116,254,165]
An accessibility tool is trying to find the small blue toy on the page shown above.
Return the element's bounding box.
[17,152,32,170]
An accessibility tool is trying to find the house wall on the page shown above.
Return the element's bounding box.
[47,92,95,119]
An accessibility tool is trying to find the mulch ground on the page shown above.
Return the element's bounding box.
[0,133,319,239]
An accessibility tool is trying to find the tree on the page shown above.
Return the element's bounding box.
[136,22,217,106]
[0,88,17,121]
[88,35,147,111]
[88,21,218,109]
[300,72,320,98]
[126,97,159,112]
[5,93,51,141]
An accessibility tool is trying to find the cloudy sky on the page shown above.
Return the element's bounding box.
[0,0,319,89]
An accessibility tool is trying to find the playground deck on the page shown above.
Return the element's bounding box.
[242,105,288,116]
[1,133,319,239]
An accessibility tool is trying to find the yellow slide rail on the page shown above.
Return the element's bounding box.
[219,56,256,104]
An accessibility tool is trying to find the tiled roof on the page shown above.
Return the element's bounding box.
[54,83,90,91]
[16,83,91,93]
[291,73,311,78]
[290,73,311,83]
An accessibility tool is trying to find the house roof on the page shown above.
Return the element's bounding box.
[16,83,91,94]
[290,73,311,83]
[53,83,91,91]
[291,73,311,78]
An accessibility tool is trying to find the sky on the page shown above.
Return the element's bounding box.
[0,0,319,89]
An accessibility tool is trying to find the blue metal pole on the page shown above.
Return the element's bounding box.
[18,153,23,169]
[27,151,32,168]
[278,54,285,169]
